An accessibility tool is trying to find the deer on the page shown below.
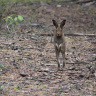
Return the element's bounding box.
[52,19,66,70]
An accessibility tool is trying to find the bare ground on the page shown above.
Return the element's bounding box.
[0,1,96,96]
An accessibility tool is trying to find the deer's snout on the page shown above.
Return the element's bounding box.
[56,31,62,37]
[56,27,62,37]
[56,33,62,37]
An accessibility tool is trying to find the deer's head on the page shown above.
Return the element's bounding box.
[52,19,66,37]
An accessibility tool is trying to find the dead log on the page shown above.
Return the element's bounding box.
[65,33,96,36]
[35,33,96,37]
[76,0,95,4]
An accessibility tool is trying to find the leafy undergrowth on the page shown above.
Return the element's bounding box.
[0,1,96,96]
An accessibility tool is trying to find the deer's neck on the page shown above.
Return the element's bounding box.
[54,35,64,44]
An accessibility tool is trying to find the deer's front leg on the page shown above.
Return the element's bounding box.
[55,47,60,70]
[62,52,65,68]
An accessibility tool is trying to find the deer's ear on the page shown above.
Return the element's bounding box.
[60,20,66,29]
[52,19,58,28]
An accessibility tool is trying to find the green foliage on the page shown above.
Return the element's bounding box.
[0,1,6,17]
[60,92,64,96]
[0,86,3,90]
[89,9,96,14]
[55,0,68,1]
[18,15,24,21]
[0,63,4,68]
[5,15,24,25]
[14,17,18,22]
[94,23,96,27]
[0,63,4,71]
[33,78,38,81]
[4,14,24,35]
[16,85,22,90]
[0,0,54,4]
[40,84,47,89]
[14,85,22,90]
[0,0,9,4]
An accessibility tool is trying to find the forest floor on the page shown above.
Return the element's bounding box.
[0,1,96,96]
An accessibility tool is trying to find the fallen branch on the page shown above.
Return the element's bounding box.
[76,0,95,4]
[35,33,96,37]
[65,33,96,36]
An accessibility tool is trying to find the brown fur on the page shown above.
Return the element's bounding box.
[52,19,66,70]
